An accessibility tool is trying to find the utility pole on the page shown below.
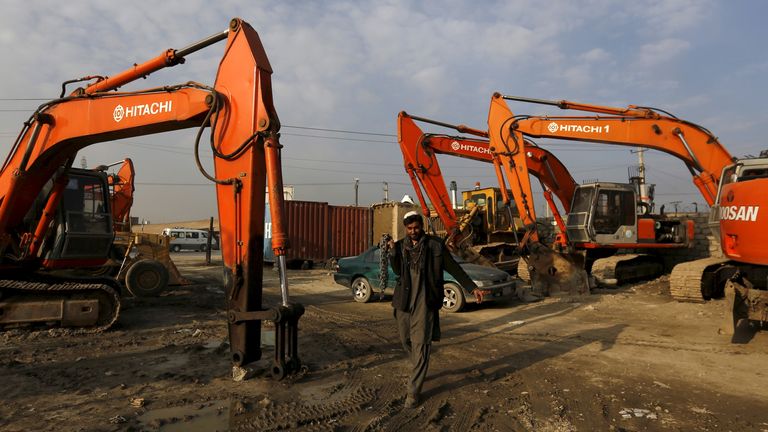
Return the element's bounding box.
[630,148,652,209]
[382,181,389,202]
[354,178,359,206]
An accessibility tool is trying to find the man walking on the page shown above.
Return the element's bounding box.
[389,211,475,408]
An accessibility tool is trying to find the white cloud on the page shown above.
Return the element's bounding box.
[635,38,691,68]
[627,0,714,36]
[580,48,611,63]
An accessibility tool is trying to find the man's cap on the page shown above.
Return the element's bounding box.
[403,210,420,220]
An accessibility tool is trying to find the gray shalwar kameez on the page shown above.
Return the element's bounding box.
[395,236,434,398]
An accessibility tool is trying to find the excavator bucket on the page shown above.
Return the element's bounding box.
[524,243,590,297]
[456,247,497,267]
[722,278,768,337]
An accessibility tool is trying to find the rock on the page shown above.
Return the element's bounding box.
[232,366,256,382]
[232,400,247,415]
[109,415,127,424]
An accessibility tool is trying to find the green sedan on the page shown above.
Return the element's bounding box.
[332,246,517,312]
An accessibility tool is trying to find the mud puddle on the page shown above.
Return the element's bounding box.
[138,400,229,431]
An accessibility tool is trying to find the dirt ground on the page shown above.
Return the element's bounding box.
[1,252,767,432]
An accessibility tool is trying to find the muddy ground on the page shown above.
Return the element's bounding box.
[1,252,767,432]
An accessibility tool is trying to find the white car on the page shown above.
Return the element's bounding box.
[162,228,212,252]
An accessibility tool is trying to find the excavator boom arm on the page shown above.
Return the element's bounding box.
[500,94,735,206]
[487,94,540,240]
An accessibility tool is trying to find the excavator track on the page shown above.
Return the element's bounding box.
[669,257,730,303]
[0,278,120,332]
[590,254,664,287]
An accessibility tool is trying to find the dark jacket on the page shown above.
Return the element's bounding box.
[390,235,476,312]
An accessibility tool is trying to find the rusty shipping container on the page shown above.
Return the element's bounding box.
[328,205,372,258]
[264,201,372,263]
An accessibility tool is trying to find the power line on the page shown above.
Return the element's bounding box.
[0,98,50,101]
[115,141,409,168]
[282,132,394,144]
[282,124,396,137]
[134,180,410,187]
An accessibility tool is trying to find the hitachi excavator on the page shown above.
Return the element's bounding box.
[0,18,303,377]
[487,93,768,333]
[399,111,690,295]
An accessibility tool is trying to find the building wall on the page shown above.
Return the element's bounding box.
[371,201,420,243]
[633,214,722,271]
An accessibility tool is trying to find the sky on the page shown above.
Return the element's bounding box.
[1,0,767,223]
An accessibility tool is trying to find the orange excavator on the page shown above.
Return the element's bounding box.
[485,96,705,293]
[486,93,768,331]
[0,18,302,376]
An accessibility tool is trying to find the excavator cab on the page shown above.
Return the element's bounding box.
[567,182,690,247]
[40,169,114,265]
[567,183,637,244]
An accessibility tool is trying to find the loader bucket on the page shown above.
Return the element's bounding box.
[132,233,190,286]
[116,232,190,288]
[525,242,590,297]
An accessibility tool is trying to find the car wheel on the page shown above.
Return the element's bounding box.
[125,259,169,297]
[352,277,373,303]
[171,245,181,253]
[442,282,465,313]
[200,244,208,252]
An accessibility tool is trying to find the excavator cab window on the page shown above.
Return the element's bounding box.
[48,171,114,260]
[566,186,595,242]
[592,189,635,234]
[738,167,768,182]
[469,194,487,207]
[494,197,511,231]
